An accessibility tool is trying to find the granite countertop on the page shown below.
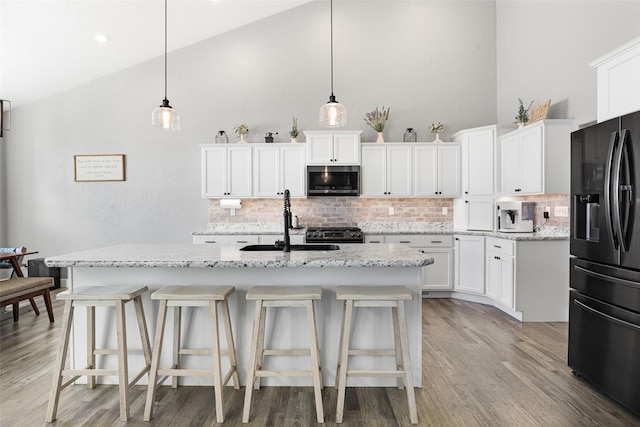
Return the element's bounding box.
[194,222,569,241]
[45,243,434,269]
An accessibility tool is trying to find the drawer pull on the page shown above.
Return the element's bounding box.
[430,240,442,244]
[237,240,248,243]
[369,240,382,243]
[493,245,502,249]
[205,241,217,244]
[399,240,411,244]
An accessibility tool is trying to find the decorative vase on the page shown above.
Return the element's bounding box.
[215,130,229,144]
[290,137,298,143]
[238,134,247,144]
[403,128,417,143]
[433,133,443,143]
[518,122,526,129]
[376,132,385,143]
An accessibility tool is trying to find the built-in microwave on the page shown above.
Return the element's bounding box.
[306,165,360,196]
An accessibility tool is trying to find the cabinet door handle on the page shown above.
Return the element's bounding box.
[495,256,501,260]
[493,245,502,249]
[465,191,469,194]
[465,200,469,203]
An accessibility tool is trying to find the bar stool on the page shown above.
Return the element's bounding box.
[335,285,417,424]
[242,285,324,423]
[143,285,239,423]
[46,285,152,423]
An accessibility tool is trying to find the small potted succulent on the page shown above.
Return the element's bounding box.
[514,98,534,127]
[234,123,249,143]
[430,122,445,143]
[289,117,300,143]
[364,106,390,143]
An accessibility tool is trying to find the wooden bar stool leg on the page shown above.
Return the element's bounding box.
[306,300,324,423]
[144,299,168,421]
[171,306,181,388]
[397,300,417,424]
[115,300,130,422]
[12,303,18,322]
[221,298,240,389]
[392,305,404,390]
[87,305,96,389]
[45,300,74,423]
[336,299,354,424]
[210,300,225,423]
[335,300,347,390]
[134,295,152,370]
[254,304,267,391]
[242,299,264,423]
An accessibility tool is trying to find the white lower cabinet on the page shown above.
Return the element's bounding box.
[193,234,303,245]
[454,235,485,294]
[365,234,453,290]
[485,238,515,309]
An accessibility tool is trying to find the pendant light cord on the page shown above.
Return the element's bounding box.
[163,0,168,101]
[330,0,334,96]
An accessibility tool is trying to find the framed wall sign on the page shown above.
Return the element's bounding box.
[74,154,125,182]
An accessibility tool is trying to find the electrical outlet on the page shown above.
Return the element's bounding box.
[389,207,395,216]
[555,206,569,217]
[442,207,448,215]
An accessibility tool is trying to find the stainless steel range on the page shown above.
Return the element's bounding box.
[305,227,364,243]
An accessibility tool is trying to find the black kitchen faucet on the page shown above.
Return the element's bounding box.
[283,189,291,252]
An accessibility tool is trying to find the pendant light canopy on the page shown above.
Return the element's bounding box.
[151,0,180,131]
[319,0,346,127]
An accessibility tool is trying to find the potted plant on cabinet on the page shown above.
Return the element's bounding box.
[289,117,300,143]
[514,98,534,128]
[234,123,249,143]
[364,106,390,143]
[430,122,445,143]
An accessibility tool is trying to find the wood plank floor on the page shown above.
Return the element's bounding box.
[1,291,639,426]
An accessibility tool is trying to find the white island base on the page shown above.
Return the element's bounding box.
[47,244,431,388]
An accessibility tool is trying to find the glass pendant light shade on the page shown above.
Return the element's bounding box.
[152,99,180,130]
[319,94,347,127]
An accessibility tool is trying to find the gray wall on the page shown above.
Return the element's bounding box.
[496,1,640,128]
[1,0,639,258]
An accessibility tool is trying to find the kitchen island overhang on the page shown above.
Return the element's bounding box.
[46,244,433,387]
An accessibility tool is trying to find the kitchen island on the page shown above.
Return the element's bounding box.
[46,243,433,387]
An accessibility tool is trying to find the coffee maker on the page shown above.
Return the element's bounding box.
[497,201,534,233]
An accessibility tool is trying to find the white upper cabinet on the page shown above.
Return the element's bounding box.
[253,145,305,198]
[499,120,574,196]
[590,36,640,122]
[453,125,514,196]
[201,145,252,198]
[414,144,461,197]
[361,144,412,197]
[305,131,362,165]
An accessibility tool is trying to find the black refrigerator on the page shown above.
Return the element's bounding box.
[569,110,640,416]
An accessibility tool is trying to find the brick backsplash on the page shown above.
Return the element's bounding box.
[209,194,570,228]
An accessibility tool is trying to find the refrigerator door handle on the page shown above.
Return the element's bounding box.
[573,299,640,331]
[611,129,630,252]
[574,264,639,287]
[604,131,619,249]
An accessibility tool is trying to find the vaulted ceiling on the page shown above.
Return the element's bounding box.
[0,0,314,107]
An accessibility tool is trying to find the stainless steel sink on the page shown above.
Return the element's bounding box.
[240,244,340,251]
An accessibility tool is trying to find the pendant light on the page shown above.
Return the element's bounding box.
[151,0,180,130]
[319,0,347,127]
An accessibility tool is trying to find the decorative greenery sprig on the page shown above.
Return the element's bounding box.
[289,117,300,139]
[364,106,390,132]
[234,123,249,135]
[430,122,445,134]
[514,98,534,124]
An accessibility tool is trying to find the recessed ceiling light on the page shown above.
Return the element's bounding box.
[95,33,111,43]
